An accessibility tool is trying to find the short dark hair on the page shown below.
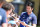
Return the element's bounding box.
[0,0,6,3]
[26,2,34,8]
[2,3,14,11]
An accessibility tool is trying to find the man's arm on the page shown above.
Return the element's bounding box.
[20,15,37,27]
[20,21,36,27]
[25,24,36,27]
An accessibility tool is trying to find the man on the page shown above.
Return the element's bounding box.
[0,0,7,27]
[2,3,15,27]
[19,2,37,27]
[2,3,14,17]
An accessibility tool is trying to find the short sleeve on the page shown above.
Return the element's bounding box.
[32,16,37,24]
[2,10,7,23]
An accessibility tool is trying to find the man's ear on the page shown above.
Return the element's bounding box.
[32,8,33,10]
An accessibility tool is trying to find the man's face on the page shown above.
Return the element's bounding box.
[7,9,12,15]
[26,6,33,13]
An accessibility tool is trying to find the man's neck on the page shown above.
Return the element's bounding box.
[0,6,1,8]
[6,12,9,17]
[27,12,32,15]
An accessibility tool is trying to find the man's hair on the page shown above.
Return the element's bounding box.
[26,1,34,8]
[0,0,6,3]
[2,2,14,11]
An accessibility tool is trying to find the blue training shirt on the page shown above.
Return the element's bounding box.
[0,8,7,25]
[19,12,37,27]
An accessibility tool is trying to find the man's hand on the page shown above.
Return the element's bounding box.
[19,21,36,27]
[26,24,36,27]
[16,22,20,26]
[2,23,7,27]
[19,21,27,26]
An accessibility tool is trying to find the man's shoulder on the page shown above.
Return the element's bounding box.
[0,8,6,13]
[21,12,27,14]
[32,12,37,17]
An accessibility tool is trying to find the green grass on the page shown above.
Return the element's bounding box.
[37,26,40,27]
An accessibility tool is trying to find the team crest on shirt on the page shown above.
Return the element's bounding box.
[0,15,2,20]
[29,17,32,19]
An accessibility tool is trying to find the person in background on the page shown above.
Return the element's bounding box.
[0,0,7,27]
[9,12,19,27]
[2,3,15,27]
[19,2,37,27]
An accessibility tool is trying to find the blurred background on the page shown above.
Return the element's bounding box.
[6,0,40,27]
